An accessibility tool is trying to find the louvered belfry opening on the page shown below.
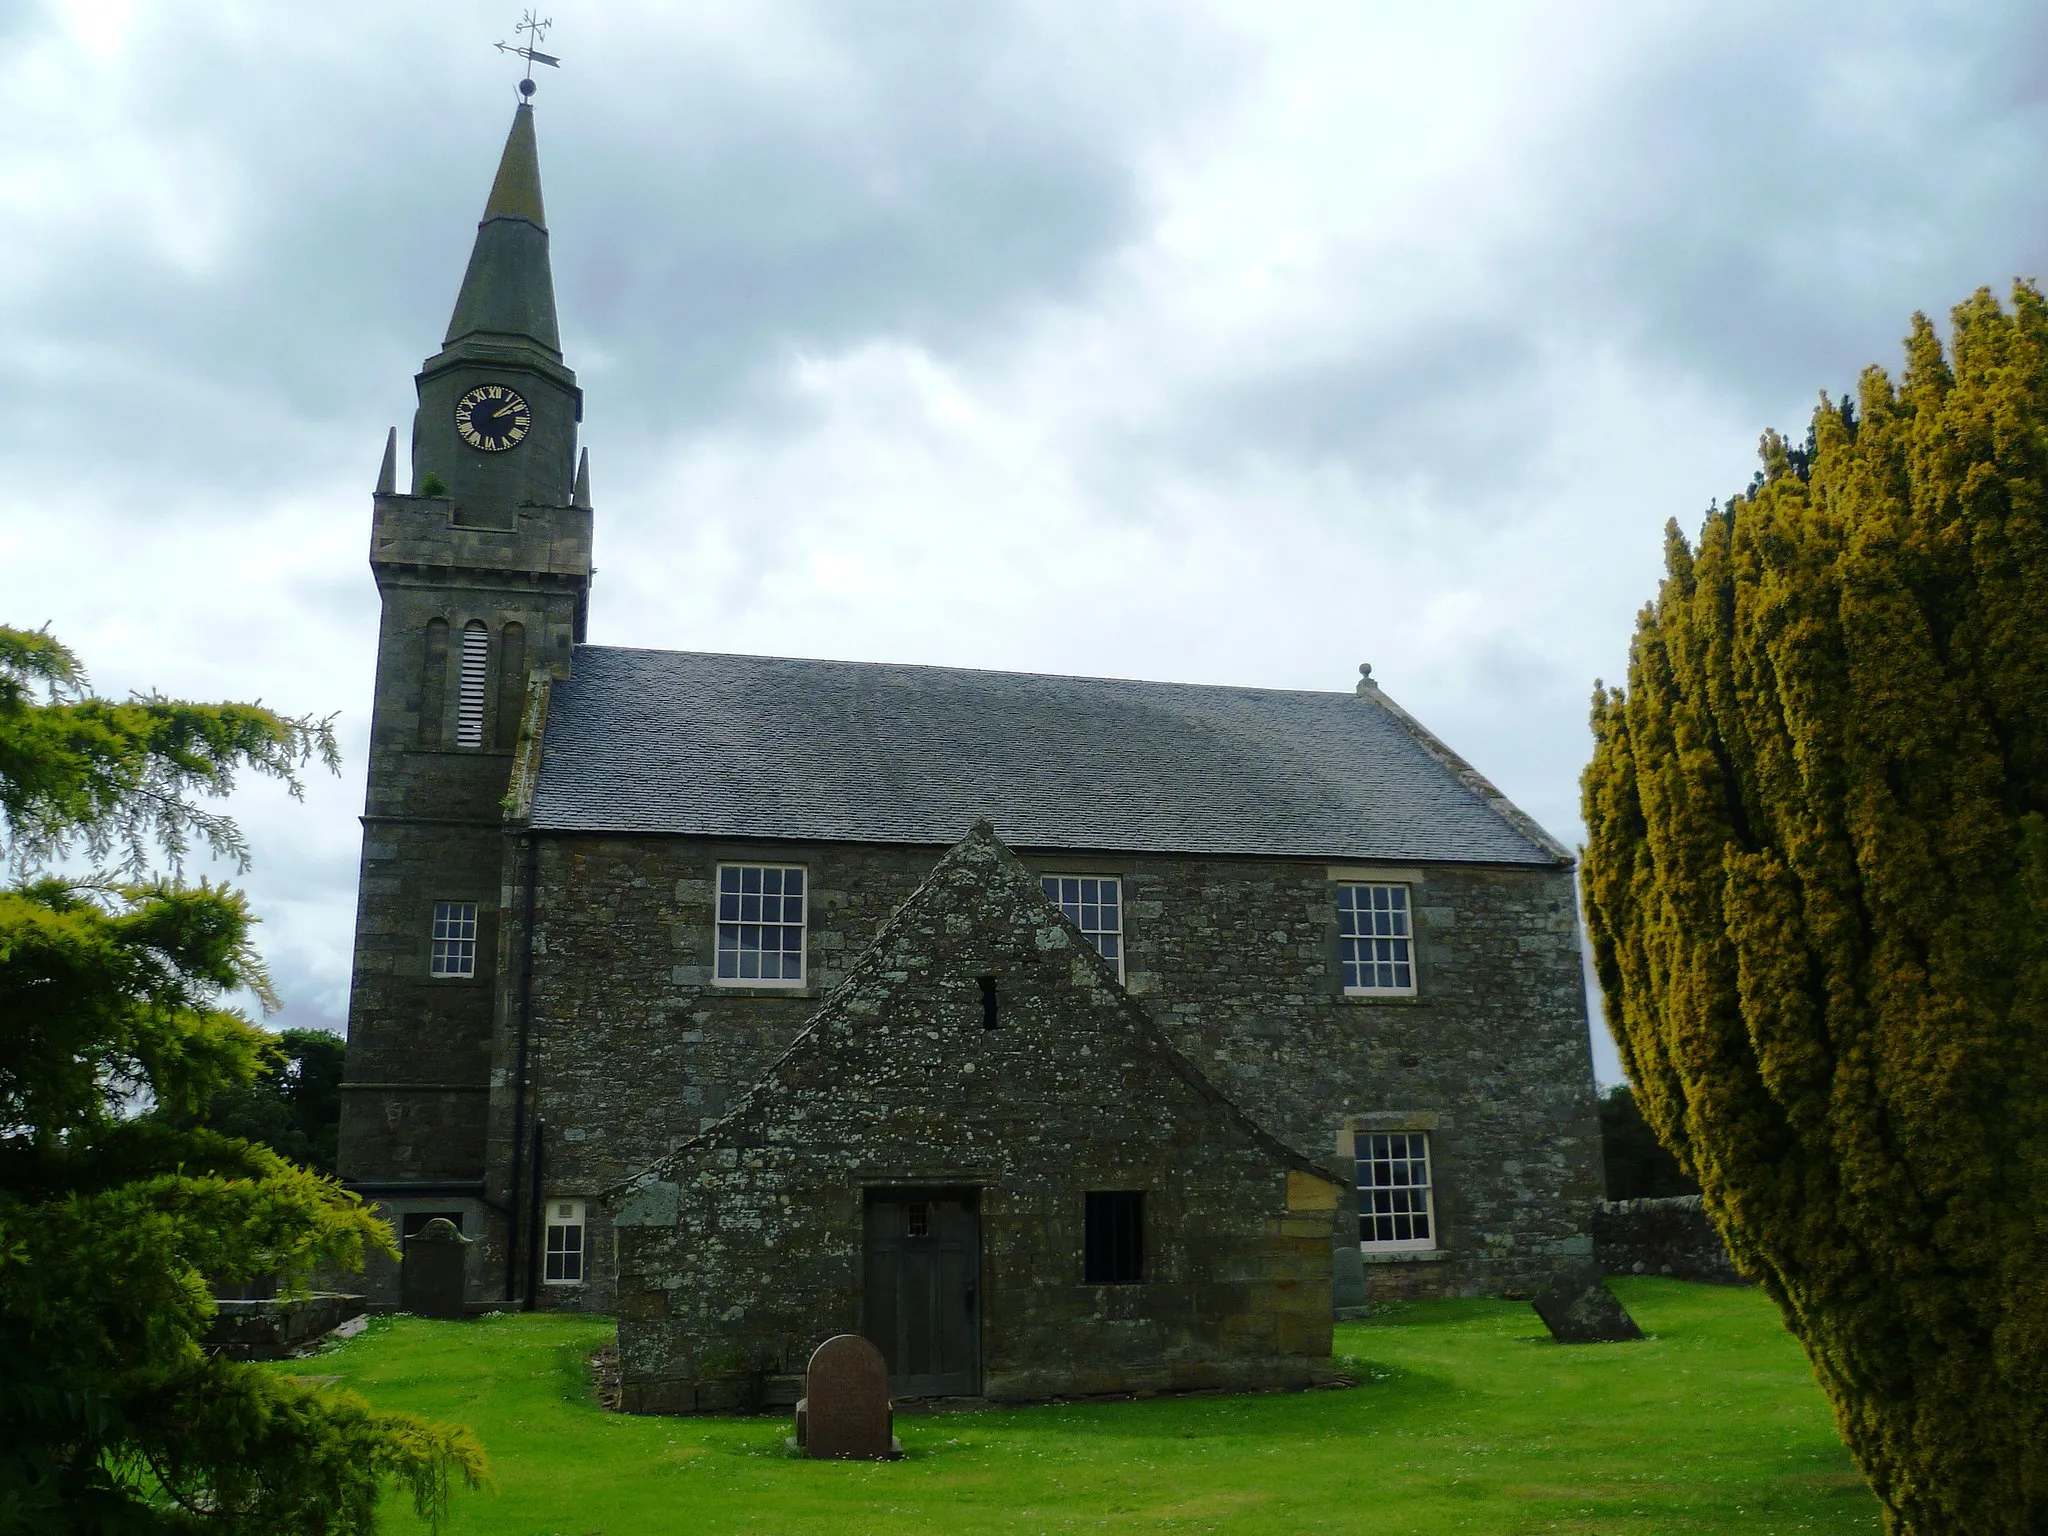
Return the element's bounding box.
[456,621,489,747]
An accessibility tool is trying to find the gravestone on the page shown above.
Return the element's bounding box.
[400,1217,471,1319]
[1531,1260,1644,1343]
[793,1334,900,1460]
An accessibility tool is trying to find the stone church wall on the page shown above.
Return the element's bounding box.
[503,834,1599,1314]
[606,830,1340,1411]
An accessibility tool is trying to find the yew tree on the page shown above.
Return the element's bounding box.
[1582,286,2048,1535]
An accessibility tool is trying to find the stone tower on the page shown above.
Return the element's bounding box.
[337,101,591,1301]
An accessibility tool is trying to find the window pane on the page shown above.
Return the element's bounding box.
[1339,884,1414,993]
[713,866,807,987]
[1044,875,1124,973]
[429,901,479,979]
[1357,1131,1434,1249]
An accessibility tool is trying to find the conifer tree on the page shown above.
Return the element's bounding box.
[0,627,485,1531]
[1582,285,2048,1535]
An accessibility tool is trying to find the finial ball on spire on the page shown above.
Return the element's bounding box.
[519,77,536,98]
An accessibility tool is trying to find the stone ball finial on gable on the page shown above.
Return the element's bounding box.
[1356,662,1379,697]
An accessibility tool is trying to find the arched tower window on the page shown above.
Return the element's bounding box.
[456,620,489,748]
[418,618,449,747]
[496,621,527,748]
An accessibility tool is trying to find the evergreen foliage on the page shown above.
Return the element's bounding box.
[0,627,485,1532]
[1581,285,2048,1535]
[1598,1084,1699,1200]
[152,1027,347,1177]
[0,624,339,876]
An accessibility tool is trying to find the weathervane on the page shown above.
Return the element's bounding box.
[495,11,560,99]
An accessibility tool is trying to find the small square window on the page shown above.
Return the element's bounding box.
[1042,876,1124,976]
[713,865,807,986]
[1357,1132,1435,1251]
[430,901,479,979]
[544,1199,586,1285]
[1337,883,1414,995]
[1084,1190,1144,1284]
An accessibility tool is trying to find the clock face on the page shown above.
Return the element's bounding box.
[454,384,532,452]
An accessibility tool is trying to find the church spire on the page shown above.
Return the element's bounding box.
[409,97,581,514]
[443,103,561,357]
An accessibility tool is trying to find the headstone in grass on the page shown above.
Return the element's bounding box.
[400,1218,471,1320]
[1531,1261,1644,1343]
[794,1335,900,1460]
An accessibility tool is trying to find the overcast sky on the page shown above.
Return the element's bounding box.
[7,1,2046,1085]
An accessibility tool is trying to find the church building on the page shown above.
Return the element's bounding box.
[337,101,1603,1408]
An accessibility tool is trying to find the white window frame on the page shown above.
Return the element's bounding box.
[1337,881,1416,996]
[455,620,488,748]
[1356,1131,1437,1252]
[429,901,479,979]
[1040,875,1124,979]
[712,863,808,988]
[543,1199,586,1285]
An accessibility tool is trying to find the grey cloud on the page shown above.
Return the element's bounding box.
[1541,3,2048,411]
[2,1,1232,521]
[1143,2,2048,510]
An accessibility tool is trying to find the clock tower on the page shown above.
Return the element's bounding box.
[338,100,593,1304]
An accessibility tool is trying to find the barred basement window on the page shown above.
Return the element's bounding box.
[1338,882,1415,995]
[1084,1190,1144,1284]
[455,620,488,747]
[1357,1132,1436,1251]
[429,901,479,979]
[1042,875,1123,976]
[543,1199,585,1284]
[714,864,807,985]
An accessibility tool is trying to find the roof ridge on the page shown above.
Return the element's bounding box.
[569,642,1360,702]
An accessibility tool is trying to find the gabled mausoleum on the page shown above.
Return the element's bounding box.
[606,824,1344,1409]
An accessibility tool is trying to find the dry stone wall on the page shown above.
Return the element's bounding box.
[1593,1196,1745,1284]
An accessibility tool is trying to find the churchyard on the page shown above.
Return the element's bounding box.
[281,1279,1881,1534]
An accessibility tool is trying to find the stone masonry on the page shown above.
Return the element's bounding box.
[489,818,1599,1314]
[606,826,1343,1411]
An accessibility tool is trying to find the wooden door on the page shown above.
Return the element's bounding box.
[863,1191,980,1397]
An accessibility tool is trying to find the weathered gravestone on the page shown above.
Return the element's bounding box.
[793,1334,900,1460]
[400,1218,471,1320]
[1531,1260,1644,1343]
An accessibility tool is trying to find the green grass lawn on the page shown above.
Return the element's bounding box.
[288,1279,1881,1535]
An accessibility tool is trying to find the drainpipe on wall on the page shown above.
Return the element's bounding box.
[523,1115,547,1311]
[504,830,539,1303]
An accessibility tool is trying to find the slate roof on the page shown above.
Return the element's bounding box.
[527,646,1568,866]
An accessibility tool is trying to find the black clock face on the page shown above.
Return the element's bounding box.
[454,384,531,452]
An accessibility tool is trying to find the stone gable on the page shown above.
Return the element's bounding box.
[607,822,1342,1411]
